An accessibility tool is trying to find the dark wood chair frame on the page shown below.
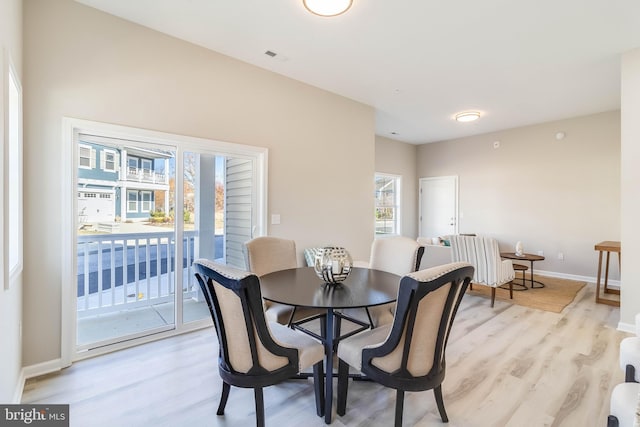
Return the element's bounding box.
[607,364,639,427]
[337,264,473,427]
[193,261,325,427]
[414,246,426,272]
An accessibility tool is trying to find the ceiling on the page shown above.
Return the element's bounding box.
[76,0,640,144]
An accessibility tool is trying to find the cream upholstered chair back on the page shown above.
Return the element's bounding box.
[342,237,424,328]
[448,235,515,307]
[339,263,472,376]
[244,236,297,276]
[336,262,474,426]
[244,237,325,325]
[369,236,424,276]
[244,236,296,322]
[193,259,325,424]
[193,259,296,375]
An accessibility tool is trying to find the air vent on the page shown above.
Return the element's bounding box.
[264,50,289,63]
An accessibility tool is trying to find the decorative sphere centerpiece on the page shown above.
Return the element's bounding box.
[313,246,353,284]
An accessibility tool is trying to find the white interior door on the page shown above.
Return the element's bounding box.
[419,176,458,238]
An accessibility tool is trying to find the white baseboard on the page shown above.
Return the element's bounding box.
[534,269,620,289]
[12,369,26,404]
[22,358,63,381]
[11,359,63,404]
[618,322,635,334]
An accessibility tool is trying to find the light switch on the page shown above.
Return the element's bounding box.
[271,214,281,225]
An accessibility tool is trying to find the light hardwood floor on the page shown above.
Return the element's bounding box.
[22,282,627,427]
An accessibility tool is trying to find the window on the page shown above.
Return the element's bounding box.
[79,144,92,169]
[4,57,23,287]
[127,156,138,176]
[102,149,116,172]
[140,159,153,175]
[375,174,401,236]
[141,191,152,212]
[127,190,138,212]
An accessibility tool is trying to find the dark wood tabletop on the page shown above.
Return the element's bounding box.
[500,252,545,262]
[259,266,401,309]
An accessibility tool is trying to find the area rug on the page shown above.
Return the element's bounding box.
[465,274,586,313]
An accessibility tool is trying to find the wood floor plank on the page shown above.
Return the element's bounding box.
[21,282,629,426]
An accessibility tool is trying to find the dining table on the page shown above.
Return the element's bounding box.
[260,266,401,424]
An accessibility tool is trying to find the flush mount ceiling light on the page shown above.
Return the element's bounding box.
[303,0,353,17]
[455,111,481,122]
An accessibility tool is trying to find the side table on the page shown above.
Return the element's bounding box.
[500,252,545,288]
[594,241,620,307]
[512,264,529,290]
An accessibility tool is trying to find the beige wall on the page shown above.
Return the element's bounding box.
[375,136,418,238]
[417,111,620,279]
[23,0,374,366]
[0,0,23,404]
[621,48,640,328]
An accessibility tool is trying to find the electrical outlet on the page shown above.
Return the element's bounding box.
[558,252,564,260]
[537,250,544,256]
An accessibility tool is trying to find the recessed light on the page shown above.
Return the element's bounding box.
[455,111,480,122]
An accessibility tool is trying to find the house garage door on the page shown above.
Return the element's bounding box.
[78,191,115,223]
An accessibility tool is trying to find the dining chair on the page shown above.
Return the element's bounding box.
[244,236,324,325]
[336,262,474,426]
[343,237,425,327]
[448,234,515,307]
[193,259,325,427]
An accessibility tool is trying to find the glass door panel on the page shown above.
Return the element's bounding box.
[76,136,176,349]
[182,152,254,324]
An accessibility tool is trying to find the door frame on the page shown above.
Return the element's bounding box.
[418,175,459,238]
[61,118,268,366]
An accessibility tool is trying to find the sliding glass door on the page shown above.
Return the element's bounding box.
[67,119,267,358]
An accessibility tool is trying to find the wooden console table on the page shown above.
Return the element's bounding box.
[594,240,620,306]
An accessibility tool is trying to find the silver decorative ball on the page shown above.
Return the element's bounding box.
[313,247,353,284]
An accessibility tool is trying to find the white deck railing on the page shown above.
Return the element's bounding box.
[126,166,167,184]
[77,231,198,318]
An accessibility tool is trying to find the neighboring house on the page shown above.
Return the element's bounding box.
[77,139,172,224]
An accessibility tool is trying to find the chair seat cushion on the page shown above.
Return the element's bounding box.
[340,305,395,328]
[620,337,640,382]
[265,303,325,325]
[610,382,640,427]
[337,324,392,371]
[268,321,324,371]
